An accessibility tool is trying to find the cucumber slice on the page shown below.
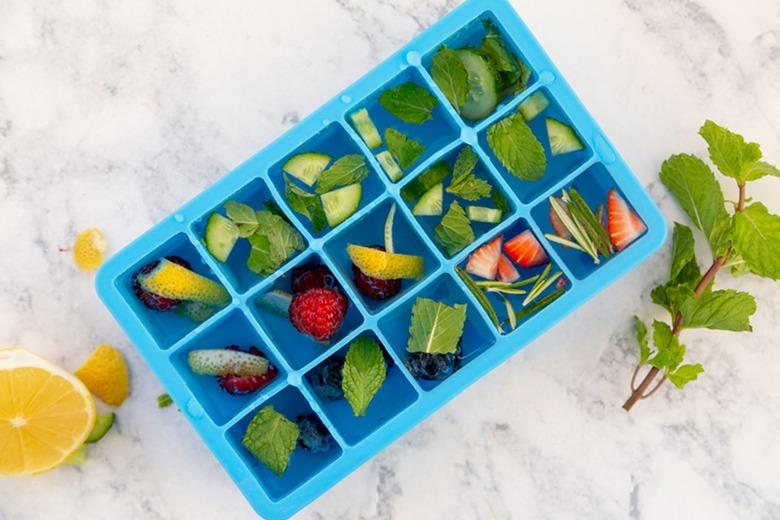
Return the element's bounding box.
[376,151,404,182]
[457,49,498,121]
[467,206,503,224]
[350,109,382,149]
[519,91,549,121]
[321,183,362,227]
[412,183,443,216]
[257,289,293,317]
[546,118,584,156]
[282,152,331,187]
[204,213,239,263]
[85,413,115,444]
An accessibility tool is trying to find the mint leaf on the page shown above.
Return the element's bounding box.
[634,316,651,365]
[667,364,704,389]
[679,289,756,332]
[699,120,762,183]
[447,175,492,201]
[407,297,467,355]
[745,161,780,181]
[341,336,387,417]
[431,46,469,113]
[480,20,530,95]
[379,82,437,125]
[492,189,511,214]
[246,211,304,276]
[284,176,326,232]
[242,406,299,476]
[401,161,450,202]
[434,201,474,256]
[659,154,730,255]
[452,147,478,180]
[315,154,368,194]
[385,128,425,170]
[648,320,685,371]
[225,200,259,238]
[651,224,701,315]
[669,223,696,281]
[731,202,780,280]
[487,112,546,180]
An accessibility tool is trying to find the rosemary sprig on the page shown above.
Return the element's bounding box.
[546,188,613,264]
[522,263,563,306]
[456,267,503,332]
[498,293,517,331]
[475,276,539,289]
[513,287,565,322]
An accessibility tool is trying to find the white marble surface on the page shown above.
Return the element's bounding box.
[1,0,780,518]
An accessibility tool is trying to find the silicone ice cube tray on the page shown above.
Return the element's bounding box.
[95,0,666,517]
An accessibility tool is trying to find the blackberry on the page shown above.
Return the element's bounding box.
[296,414,334,453]
[132,255,190,311]
[307,355,345,400]
[405,342,463,381]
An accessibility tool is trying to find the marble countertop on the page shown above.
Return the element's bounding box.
[1,0,779,518]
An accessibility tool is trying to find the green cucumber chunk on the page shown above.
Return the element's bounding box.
[204,213,239,263]
[457,49,498,121]
[85,413,115,444]
[321,183,362,227]
[519,91,549,121]
[350,109,382,149]
[412,183,444,216]
[467,206,502,224]
[376,150,404,182]
[257,289,293,317]
[546,118,584,156]
[282,152,331,187]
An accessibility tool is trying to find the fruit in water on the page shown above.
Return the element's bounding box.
[467,206,502,224]
[376,150,404,182]
[307,356,345,400]
[289,288,348,341]
[347,244,424,280]
[75,344,130,407]
[546,118,584,156]
[282,152,331,187]
[549,203,571,239]
[188,348,270,377]
[353,245,403,300]
[257,289,293,317]
[176,301,216,323]
[85,413,115,444]
[204,213,239,263]
[138,258,230,307]
[457,49,498,121]
[296,413,334,453]
[350,109,382,149]
[0,348,96,476]
[496,254,520,283]
[72,228,107,271]
[321,183,362,228]
[292,265,339,294]
[412,183,443,216]
[465,236,502,280]
[132,256,190,311]
[216,346,278,396]
[405,342,462,381]
[518,91,549,121]
[607,189,646,251]
[503,230,548,268]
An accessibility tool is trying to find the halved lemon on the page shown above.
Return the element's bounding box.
[0,348,96,476]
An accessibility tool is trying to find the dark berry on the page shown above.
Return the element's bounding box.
[296,413,334,453]
[405,342,462,381]
[292,265,339,294]
[352,246,401,301]
[307,356,345,400]
[132,256,190,311]
[217,345,278,395]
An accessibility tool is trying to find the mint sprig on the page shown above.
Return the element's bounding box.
[242,406,299,476]
[315,154,368,194]
[446,147,492,201]
[379,82,437,125]
[341,336,387,417]
[487,112,546,180]
[407,297,467,355]
[246,211,304,276]
[284,176,327,232]
[385,128,425,170]
[434,201,474,257]
[430,46,469,114]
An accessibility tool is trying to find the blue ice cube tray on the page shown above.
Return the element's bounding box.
[96,0,666,517]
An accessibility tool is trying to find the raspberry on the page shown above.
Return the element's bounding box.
[216,346,278,396]
[132,256,190,311]
[292,265,339,294]
[289,288,347,342]
[352,246,401,301]
[296,413,334,453]
[405,342,462,381]
[307,356,345,400]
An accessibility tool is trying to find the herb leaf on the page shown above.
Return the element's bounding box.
[431,46,469,113]
[379,82,437,124]
[315,154,368,194]
[678,289,756,332]
[480,20,530,96]
[669,223,697,281]
[246,211,305,276]
[341,336,387,417]
[648,321,685,372]
[407,297,467,355]
[731,202,780,280]
[242,406,299,476]
[225,200,259,237]
[284,176,326,232]
[634,315,651,365]
[385,128,425,170]
[667,364,704,389]
[447,175,492,201]
[456,267,502,332]
[699,120,762,183]
[745,161,780,181]
[401,161,450,202]
[487,112,546,180]
[434,201,474,256]
[453,147,478,180]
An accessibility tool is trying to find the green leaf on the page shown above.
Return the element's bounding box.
[434,201,474,256]
[284,176,326,232]
[667,364,704,389]
[699,120,762,183]
[225,200,259,237]
[480,20,530,95]
[341,336,387,417]
[745,161,780,181]
[242,405,299,476]
[634,316,651,365]
[446,174,492,201]
[732,202,780,280]
[379,82,437,124]
[678,289,756,331]
[492,189,511,215]
[452,147,478,180]
[431,46,469,112]
[407,297,467,355]
[651,226,701,314]
[659,154,730,255]
[648,320,685,371]
[487,112,546,180]
[246,211,305,276]
[401,161,450,202]
[456,267,502,332]
[385,128,425,170]
[669,223,696,282]
[315,154,368,194]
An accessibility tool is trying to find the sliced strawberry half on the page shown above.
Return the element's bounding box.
[466,236,503,280]
[504,230,548,268]
[607,189,646,251]
[496,254,520,283]
[548,203,571,239]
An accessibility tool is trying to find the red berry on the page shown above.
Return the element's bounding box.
[352,245,401,301]
[292,265,339,294]
[607,189,646,251]
[217,345,278,396]
[132,256,190,311]
[289,288,348,341]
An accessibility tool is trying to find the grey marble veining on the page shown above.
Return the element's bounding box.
[1,0,779,518]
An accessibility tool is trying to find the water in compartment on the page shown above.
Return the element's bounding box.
[116,233,229,349]
[323,197,441,314]
[170,309,287,426]
[377,273,495,391]
[302,331,419,445]
[226,386,342,501]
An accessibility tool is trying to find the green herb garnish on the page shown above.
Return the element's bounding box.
[157,393,173,408]
[486,112,546,180]
[246,211,305,276]
[224,200,259,238]
[434,201,474,257]
[379,82,438,124]
[315,154,368,194]
[430,46,469,114]
[446,147,492,201]
[341,336,387,417]
[242,406,299,476]
[407,297,467,355]
[284,176,327,232]
[401,161,450,202]
[480,20,530,97]
[385,128,425,170]
[545,188,612,264]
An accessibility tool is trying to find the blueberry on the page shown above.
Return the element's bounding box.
[405,342,462,381]
[307,356,345,400]
[296,414,334,453]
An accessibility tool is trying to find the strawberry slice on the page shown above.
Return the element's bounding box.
[496,254,520,282]
[607,189,646,251]
[504,230,548,268]
[466,236,502,280]
[548,202,571,239]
